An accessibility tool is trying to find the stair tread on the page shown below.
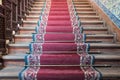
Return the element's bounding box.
[34,1,45,4]
[19,27,35,30]
[79,15,99,18]
[15,34,114,38]
[3,53,120,60]
[0,66,23,77]
[75,5,91,6]
[83,27,107,29]
[76,7,93,11]
[0,66,120,78]
[81,20,103,23]
[74,2,89,3]
[23,21,37,23]
[8,43,120,47]
[19,26,107,30]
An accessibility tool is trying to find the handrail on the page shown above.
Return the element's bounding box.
[0,0,36,54]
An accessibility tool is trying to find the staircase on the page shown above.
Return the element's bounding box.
[0,0,120,80]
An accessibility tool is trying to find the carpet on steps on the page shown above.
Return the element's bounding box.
[32,33,86,43]
[19,53,100,80]
[29,43,89,54]
[19,0,101,80]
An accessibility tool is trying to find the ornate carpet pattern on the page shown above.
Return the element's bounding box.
[19,0,101,80]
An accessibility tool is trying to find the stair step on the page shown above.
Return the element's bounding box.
[0,66,120,80]
[47,21,71,26]
[31,7,42,9]
[23,21,37,27]
[26,16,39,21]
[79,15,100,20]
[50,8,68,11]
[34,2,45,4]
[32,5,43,8]
[8,43,120,54]
[19,27,108,34]
[77,11,97,15]
[74,2,90,4]
[76,8,93,11]
[3,53,120,66]
[75,5,91,8]
[49,11,69,15]
[19,27,36,34]
[48,16,70,20]
[79,15,99,18]
[0,66,23,80]
[30,8,42,11]
[14,34,114,43]
[81,20,104,26]
[3,53,120,61]
[82,26,108,34]
[29,12,41,15]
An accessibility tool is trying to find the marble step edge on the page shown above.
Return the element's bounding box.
[19,26,108,30]
[0,66,120,79]
[2,53,120,60]
[8,43,120,48]
[15,34,114,38]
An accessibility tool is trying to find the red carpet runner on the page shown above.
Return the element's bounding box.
[19,0,101,80]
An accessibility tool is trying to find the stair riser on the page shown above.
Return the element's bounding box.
[8,47,29,54]
[86,38,114,43]
[19,29,107,34]
[83,30,108,34]
[3,59,120,70]
[76,9,93,11]
[15,37,32,43]
[33,3,44,5]
[14,36,114,43]
[74,3,90,5]
[29,13,41,15]
[30,8,42,11]
[80,18,100,21]
[32,5,43,8]
[4,60,24,67]
[19,30,35,34]
[81,23,104,26]
[8,46,120,54]
[75,5,91,8]
[24,22,104,26]
[95,60,120,66]
[26,17,39,21]
[78,12,96,15]
[23,23,37,27]
[26,17,100,21]
[90,48,120,53]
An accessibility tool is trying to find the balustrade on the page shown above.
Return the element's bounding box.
[0,0,35,54]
